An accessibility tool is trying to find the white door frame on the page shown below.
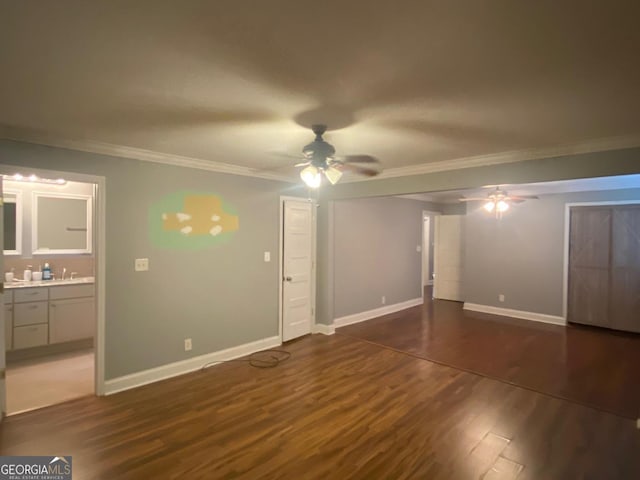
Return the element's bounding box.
[0,164,106,396]
[278,196,317,342]
[421,210,440,300]
[562,200,640,323]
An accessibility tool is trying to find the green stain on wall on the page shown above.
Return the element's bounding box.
[149,191,239,250]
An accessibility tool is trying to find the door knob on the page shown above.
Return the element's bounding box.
[284,276,292,282]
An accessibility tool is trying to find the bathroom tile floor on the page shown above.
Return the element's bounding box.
[6,349,94,415]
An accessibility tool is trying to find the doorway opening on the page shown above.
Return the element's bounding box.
[1,166,105,416]
[421,210,439,301]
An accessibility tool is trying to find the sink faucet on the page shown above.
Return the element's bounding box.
[70,271,78,279]
[61,267,66,280]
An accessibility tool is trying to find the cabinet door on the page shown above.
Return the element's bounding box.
[4,304,12,351]
[610,206,640,333]
[568,207,611,327]
[49,297,95,343]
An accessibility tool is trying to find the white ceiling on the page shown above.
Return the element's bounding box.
[1,1,640,180]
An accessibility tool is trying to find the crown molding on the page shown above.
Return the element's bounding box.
[2,125,639,185]
[0,126,296,183]
[342,133,640,183]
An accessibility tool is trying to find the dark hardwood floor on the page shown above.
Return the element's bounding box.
[339,288,640,419]
[1,333,639,479]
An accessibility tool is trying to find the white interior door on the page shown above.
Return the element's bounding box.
[434,215,464,302]
[282,200,313,342]
[0,177,6,420]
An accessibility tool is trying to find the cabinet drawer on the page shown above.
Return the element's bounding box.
[14,287,49,303]
[4,304,12,351]
[14,301,48,327]
[4,290,13,304]
[49,284,95,300]
[13,324,48,349]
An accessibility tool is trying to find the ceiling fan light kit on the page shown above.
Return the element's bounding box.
[300,165,322,188]
[461,187,538,218]
[297,124,381,188]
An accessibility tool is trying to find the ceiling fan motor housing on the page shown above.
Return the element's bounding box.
[302,124,335,169]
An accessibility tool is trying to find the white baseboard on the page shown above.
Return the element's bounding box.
[312,323,335,335]
[334,297,423,328]
[463,303,566,326]
[104,335,281,395]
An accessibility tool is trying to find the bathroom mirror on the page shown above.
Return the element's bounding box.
[3,190,22,255]
[33,193,92,254]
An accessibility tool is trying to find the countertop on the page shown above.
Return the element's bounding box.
[5,276,95,289]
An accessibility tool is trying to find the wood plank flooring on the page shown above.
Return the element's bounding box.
[1,334,638,479]
[339,293,640,419]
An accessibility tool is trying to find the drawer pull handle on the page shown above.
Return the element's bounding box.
[28,305,39,310]
[51,304,56,308]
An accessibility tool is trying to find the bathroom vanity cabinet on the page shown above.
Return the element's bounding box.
[4,280,95,351]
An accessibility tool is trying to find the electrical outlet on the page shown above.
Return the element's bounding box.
[498,294,505,303]
[264,251,271,262]
[382,296,386,305]
[184,338,192,351]
[416,245,422,252]
[134,258,149,272]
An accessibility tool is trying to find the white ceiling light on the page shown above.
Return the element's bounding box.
[461,187,537,218]
[300,165,322,189]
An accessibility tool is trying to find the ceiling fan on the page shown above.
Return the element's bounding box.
[295,124,381,188]
[459,187,538,216]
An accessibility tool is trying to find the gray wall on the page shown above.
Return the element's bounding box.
[464,187,640,316]
[333,197,432,318]
[0,139,300,379]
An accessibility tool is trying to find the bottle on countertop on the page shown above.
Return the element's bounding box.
[23,265,32,282]
[43,262,52,281]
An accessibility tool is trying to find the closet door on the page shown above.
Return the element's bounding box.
[610,206,640,333]
[568,207,611,327]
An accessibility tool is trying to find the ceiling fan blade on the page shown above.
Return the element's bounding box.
[508,195,539,200]
[339,154,380,164]
[459,197,489,202]
[294,161,311,167]
[337,163,380,177]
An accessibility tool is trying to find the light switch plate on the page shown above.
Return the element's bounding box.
[264,251,271,262]
[416,245,422,252]
[135,258,149,271]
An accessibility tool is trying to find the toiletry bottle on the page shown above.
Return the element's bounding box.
[43,262,52,281]
[24,265,32,282]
